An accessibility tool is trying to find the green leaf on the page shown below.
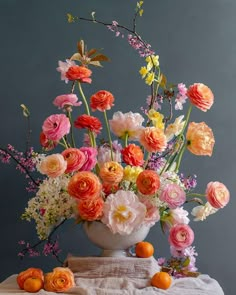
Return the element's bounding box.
[67,13,76,23]
[159,73,167,89]
[182,257,190,267]
[70,52,82,62]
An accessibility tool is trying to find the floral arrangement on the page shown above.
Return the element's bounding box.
[0,1,230,277]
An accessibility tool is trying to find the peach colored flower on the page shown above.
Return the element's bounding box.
[66,65,92,83]
[78,197,104,221]
[90,90,115,111]
[67,171,102,200]
[186,122,215,156]
[139,127,167,153]
[168,224,194,250]
[74,114,102,134]
[99,161,124,184]
[38,154,67,178]
[206,181,230,208]
[42,114,70,141]
[39,131,58,151]
[61,148,86,173]
[136,170,160,195]
[44,267,75,293]
[53,94,82,111]
[17,268,44,290]
[121,144,144,166]
[187,83,214,112]
[159,183,186,209]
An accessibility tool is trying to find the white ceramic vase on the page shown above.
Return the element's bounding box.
[83,221,150,257]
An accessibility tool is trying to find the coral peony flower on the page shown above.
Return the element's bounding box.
[168,224,194,250]
[78,197,104,221]
[109,111,144,140]
[79,147,98,171]
[61,148,86,173]
[42,114,70,141]
[139,127,167,153]
[38,154,67,178]
[159,183,186,209]
[74,114,102,134]
[187,83,214,112]
[99,161,124,184]
[90,90,115,111]
[136,170,160,195]
[53,94,82,111]
[65,65,92,83]
[67,171,102,201]
[186,122,215,156]
[121,144,144,166]
[101,190,146,235]
[44,267,75,292]
[40,131,58,151]
[57,59,76,83]
[205,181,230,208]
[17,268,44,290]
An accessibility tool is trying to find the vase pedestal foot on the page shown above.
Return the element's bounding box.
[100,249,130,257]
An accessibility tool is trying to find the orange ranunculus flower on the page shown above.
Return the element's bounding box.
[78,197,104,221]
[90,90,115,112]
[99,161,124,184]
[102,182,119,196]
[17,267,44,290]
[67,171,102,200]
[187,83,214,112]
[66,65,92,83]
[136,170,160,195]
[186,122,215,156]
[121,144,144,166]
[44,267,75,293]
[61,148,86,173]
[74,114,102,134]
[139,127,167,153]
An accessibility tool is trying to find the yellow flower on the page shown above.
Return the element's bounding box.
[139,66,148,78]
[146,55,159,70]
[147,109,165,129]
[123,165,143,183]
[145,72,155,85]
[165,115,185,141]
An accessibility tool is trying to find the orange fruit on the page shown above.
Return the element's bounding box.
[17,267,44,289]
[151,271,172,290]
[23,277,44,293]
[135,241,154,258]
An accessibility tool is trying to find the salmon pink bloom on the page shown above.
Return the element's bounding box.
[139,127,167,153]
[139,196,160,227]
[160,183,186,209]
[66,65,92,83]
[38,154,67,178]
[187,83,214,112]
[168,224,194,250]
[206,181,230,208]
[136,170,160,195]
[42,114,70,141]
[53,94,82,111]
[186,122,215,156]
[90,90,115,111]
[78,197,104,221]
[79,147,97,171]
[74,114,102,134]
[61,148,86,173]
[99,161,124,184]
[109,111,144,140]
[121,144,144,166]
[67,171,102,201]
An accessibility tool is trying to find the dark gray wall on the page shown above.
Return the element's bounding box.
[0,1,235,294]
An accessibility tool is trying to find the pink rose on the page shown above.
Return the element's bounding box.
[206,181,230,208]
[160,183,186,209]
[42,114,70,141]
[168,224,194,250]
[187,83,214,112]
[53,94,82,111]
[38,154,67,178]
[79,147,98,171]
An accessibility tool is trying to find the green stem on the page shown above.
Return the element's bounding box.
[186,193,206,198]
[61,137,69,149]
[124,132,129,147]
[175,143,186,172]
[104,110,113,161]
[78,82,90,115]
[88,130,96,148]
[181,104,192,134]
[67,111,76,148]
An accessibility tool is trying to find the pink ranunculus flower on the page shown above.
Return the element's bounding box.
[139,196,160,227]
[206,181,230,208]
[159,183,186,209]
[101,190,146,235]
[38,154,67,178]
[42,114,70,141]
[168,224,194,250]
[61,148,86,173]
[109,111,144,141]
[53,94,82,111]
[56,60,76,83]
[79,147,98,171]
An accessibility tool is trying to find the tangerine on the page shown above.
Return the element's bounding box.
[151,271,172,290]
[135,241,154,258]
[23,277,44,293]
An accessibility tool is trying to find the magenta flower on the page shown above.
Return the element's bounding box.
[42,114,70,141]
[53,94,82,111]
[168,224,194,250]
[160,183,186,209]
[79,147,98,171]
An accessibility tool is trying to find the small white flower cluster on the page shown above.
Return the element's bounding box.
[22,175,78,240]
